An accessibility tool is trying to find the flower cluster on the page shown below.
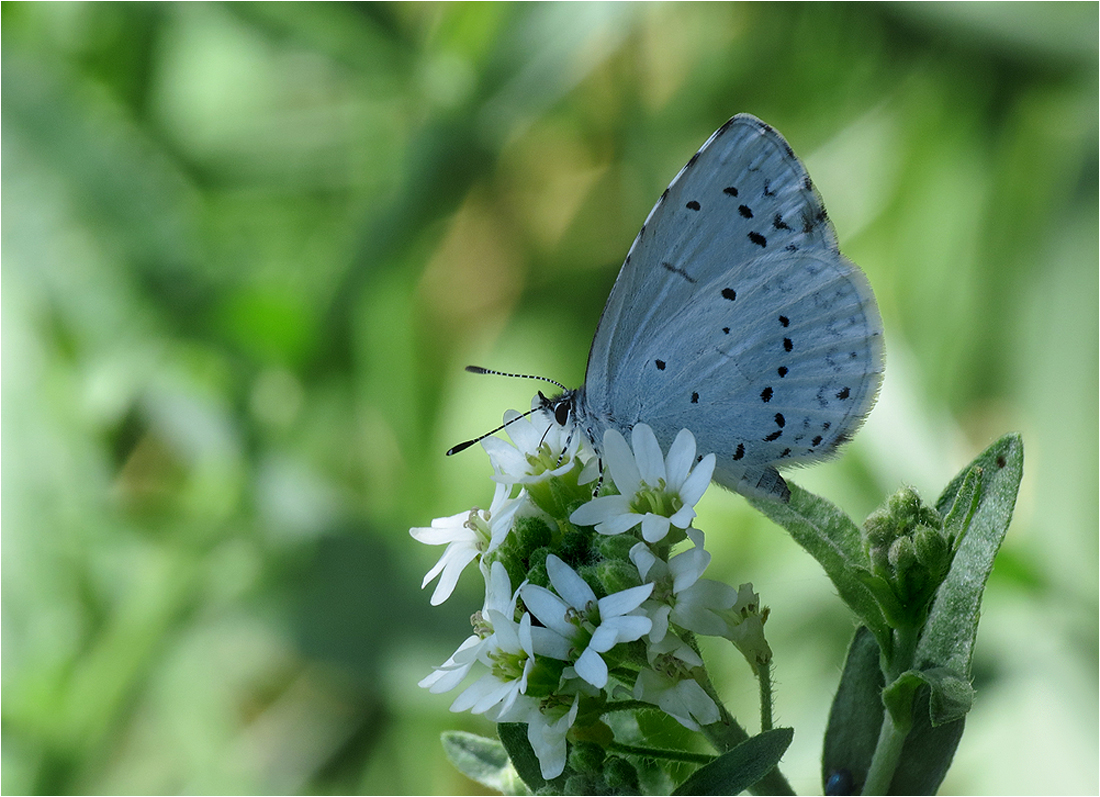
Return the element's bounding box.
[411,400,770,781]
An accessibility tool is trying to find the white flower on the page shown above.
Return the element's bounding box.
[630,540,716,642]
[410,482,521,605]
[418,562,519,694]
[497,695,579,780]
[569,424,715,543]
[482,404,586,489]
[633,668,719,731]
[448,610,538,717]
[420,563,571,713]
[520,555,653,689]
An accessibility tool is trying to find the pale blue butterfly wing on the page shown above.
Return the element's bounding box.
[572,114,884,501]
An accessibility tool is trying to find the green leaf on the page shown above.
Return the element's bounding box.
[673,728,794,796]
[920,667,975,725]
[882,668,973,730]
[822,628,968,795]
[940,466,981,551]
[498,722,560,794]
[748,484,891,652]
[442,731,528,795]
[822,626,884,795]
[919,434,1024,676]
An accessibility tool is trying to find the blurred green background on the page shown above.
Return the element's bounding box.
[3,3,1096,794]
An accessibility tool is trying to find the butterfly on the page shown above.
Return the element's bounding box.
[462,115,884,503]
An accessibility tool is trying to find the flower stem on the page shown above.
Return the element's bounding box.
[758,659,774,732]
[697,668,795,796]
[861,709,908,795]
[862,624,920,795]
[606,741,715,765]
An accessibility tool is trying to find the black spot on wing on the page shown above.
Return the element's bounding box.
[760,387,773,403]
[655,359,666,371]
[812,435,823,447]
[762,179,776,197]
[733,443,745,461]
[778,315,789,327]
[723,186,739,197]
[764,430,783,442]
[783,337,793,352]
[686,200,701,211]
[836,386,850,399]
[748,231,767,248]
[721,288,736,301]
[773,214,791,231]
[777,366,788,377]
[738,205,753,218]
[774,413,785,428]
[691,392,699,404]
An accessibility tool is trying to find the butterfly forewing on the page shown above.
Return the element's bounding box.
[575,114,883,500]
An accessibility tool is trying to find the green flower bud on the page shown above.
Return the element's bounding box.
[913,523,950,578]
[566,740,606,772]
[604,756,640,792]
[597,558,642,594]
[512,515,553,555]
[596,533,636,562]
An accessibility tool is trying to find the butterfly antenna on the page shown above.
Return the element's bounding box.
[463,365,567,392]
[445,366,566,456]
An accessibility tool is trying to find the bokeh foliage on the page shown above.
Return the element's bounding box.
[3,3,1096,794]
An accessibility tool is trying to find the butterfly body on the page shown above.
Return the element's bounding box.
[544,114,884,502]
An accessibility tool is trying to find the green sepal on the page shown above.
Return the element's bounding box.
[672,727,794,796]
[442,731,528,795]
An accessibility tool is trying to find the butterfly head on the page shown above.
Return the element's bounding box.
[538,389,579,429]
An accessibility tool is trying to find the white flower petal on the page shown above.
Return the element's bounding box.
[631,424,666,485]
[546,555,596,609]
[664,428,697,488]
[669,547,709,593]
[429,546,480,605]
[602,428,641,494]
[574,647,609,688]
[569,494,631,526]
[603,613,652,643]
[597,582,654,618]
[595,512,646,536]
[629,542,659,580]
[679,453,716,505]
[520,584,575,639]
[641,513,672,543]
[530,626,572,660]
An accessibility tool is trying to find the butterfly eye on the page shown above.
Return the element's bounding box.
[554,399,571,427]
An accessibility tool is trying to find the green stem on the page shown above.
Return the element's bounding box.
[862,624,920,795]
[758,659,774,733]
[861,711,908,795]
[697,668,795,796]
[601,699,657,714]
[606,741,715,765]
